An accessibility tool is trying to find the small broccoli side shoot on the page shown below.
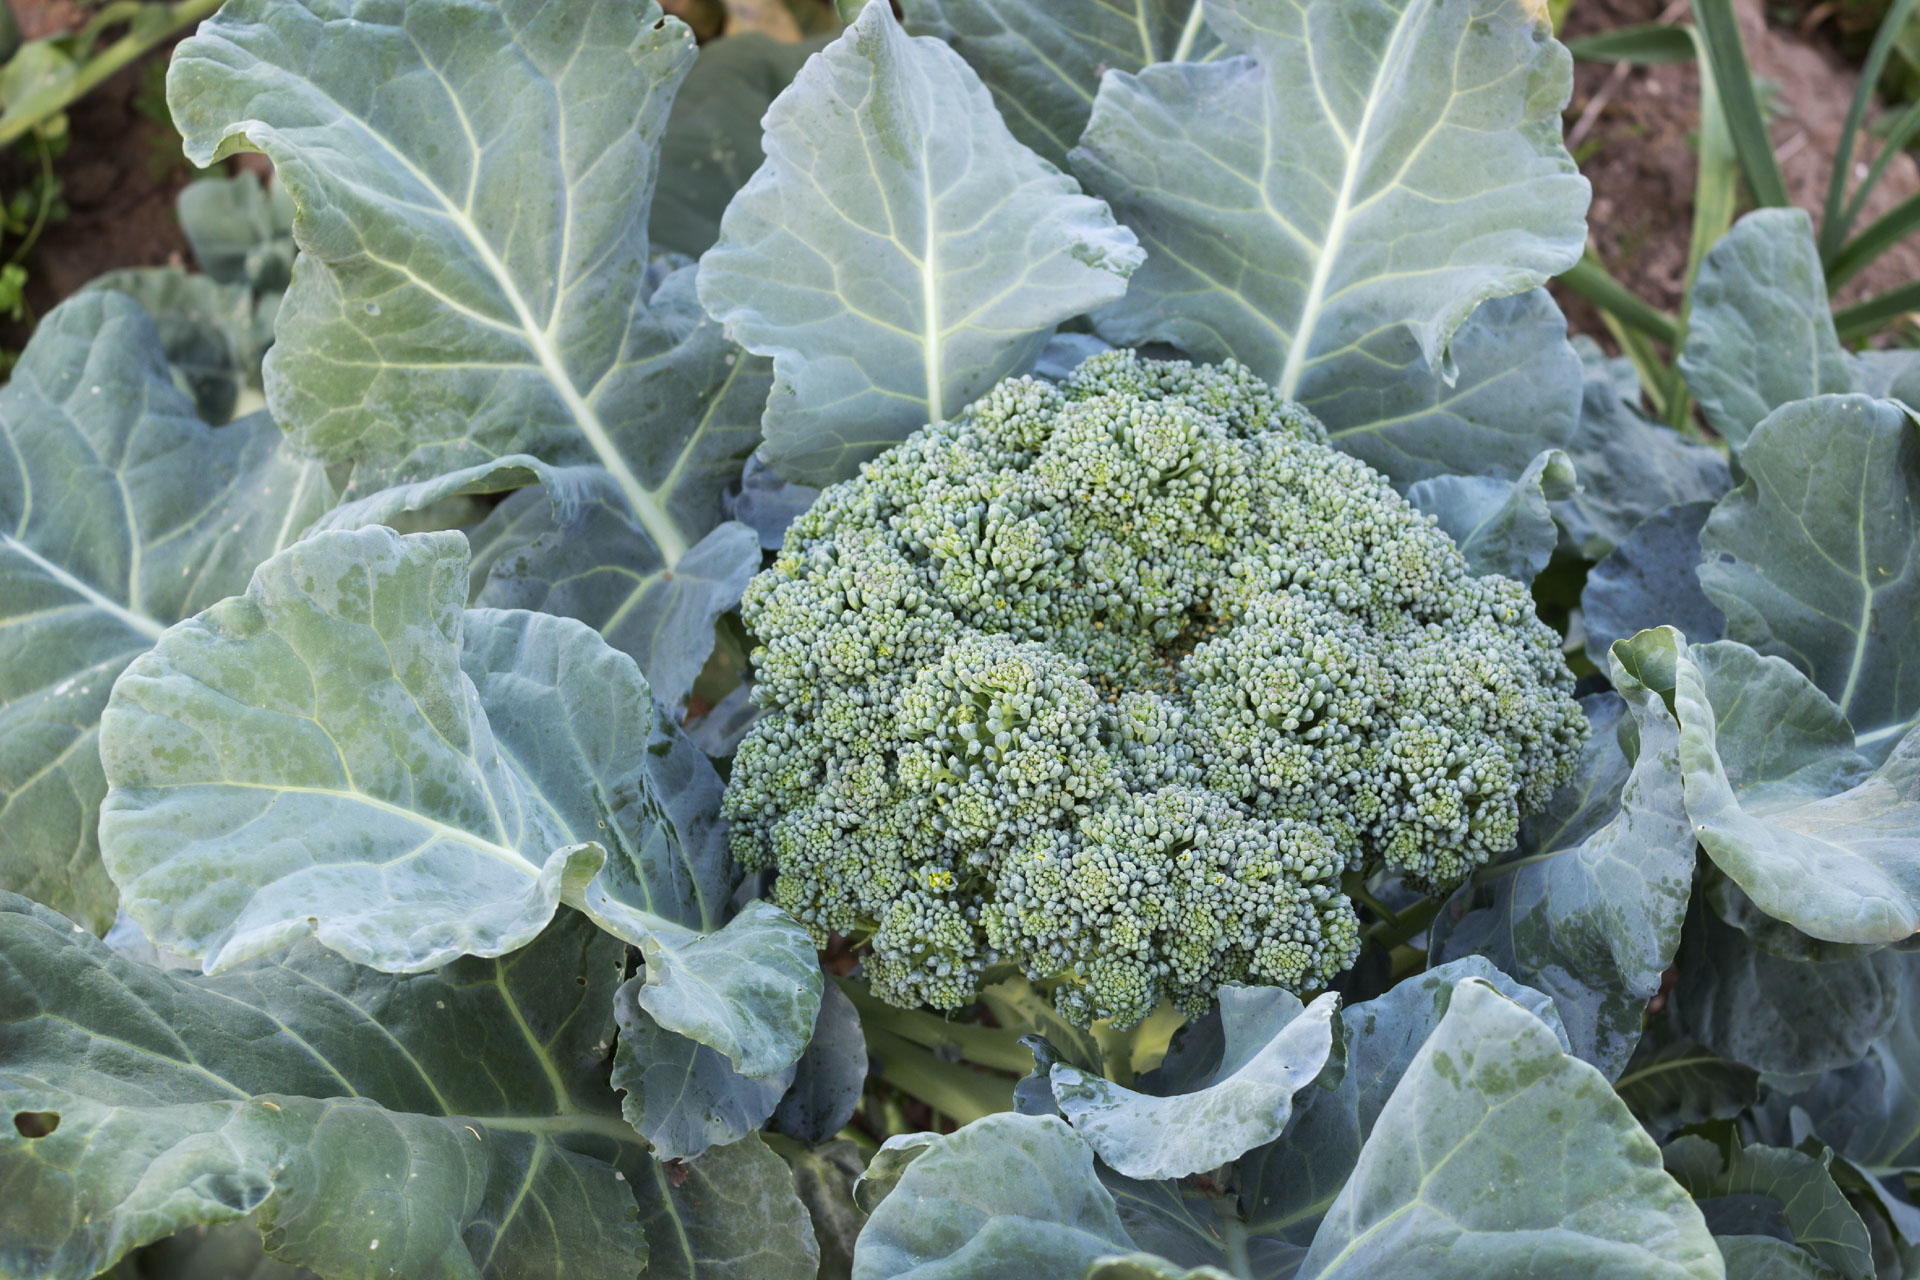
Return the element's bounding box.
[724,352,1586,1029]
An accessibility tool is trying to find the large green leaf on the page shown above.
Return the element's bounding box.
[1069,0,1588,407]
[1315,288,1585,485]
[167,0,769,694]
[1613,1026,1760,1141]
[98,527,820,1072]
[1657,633,1920,945]
[84,268,264,425]
[0,896,648,1280]
[898,0,1224,170]
[1664,1137,1873,1280]
[1296,980,1721,1279]
[629,1133,822,1280]
[1406,448,1574,582]
[850,1113,1132,1280]
[651,34,828,260]
[1046,989,1338,1180]
[695,1,1144,486]
[1552,372,1731,560]
[1582,502,1726,666]
[1679,209,1853,452]
[1698,395,1920,756]
[1673,897,1903,1077]
[0,293,330,935]
[1430,630,1695,1078]
[1236,959,1569,1250]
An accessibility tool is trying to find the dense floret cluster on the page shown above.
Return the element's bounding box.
[724,352,1586,1028]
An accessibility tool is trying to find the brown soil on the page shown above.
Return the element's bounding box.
[1554,0,1920,339]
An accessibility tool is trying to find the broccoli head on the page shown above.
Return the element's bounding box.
[724,351,1586,1029]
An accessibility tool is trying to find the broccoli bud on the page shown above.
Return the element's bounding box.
[726,351,1585,1028]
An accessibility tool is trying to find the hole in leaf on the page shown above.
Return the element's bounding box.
[575,975,588,986]
[13,1110,59,1138]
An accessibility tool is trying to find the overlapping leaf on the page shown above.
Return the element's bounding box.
[697,0,1144,486]
[0,293,330,934]
[98,527,819,1072]
[166,0,772,704]
[1698,394,1920,757]
[1430,630,1695,1078]
[1406,448,1574,582]
[0,897,646,1280]
[1655,631,1920,944]
[1069,0,1589,455]
[898,0,1223,169]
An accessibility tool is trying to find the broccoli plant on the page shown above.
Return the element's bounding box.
[2,0,1919,1278]
[729,351,1584,1026]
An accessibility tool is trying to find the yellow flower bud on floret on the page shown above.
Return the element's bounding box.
[726,350,1586,1028]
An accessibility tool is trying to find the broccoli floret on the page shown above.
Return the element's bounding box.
[725,351,1586,1029]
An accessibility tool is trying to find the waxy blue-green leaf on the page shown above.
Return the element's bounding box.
[696,1,1144,486]
[1407,448,1574,583]
[1069,0,1589,409]
[308,450,764,712]
[0,293,330,935]
[652,34,830,260]
[84,268,264,425]
[612,975,795,1162]
[1613,1027,1760,1141]
[898,0,1224,170]
[167,1,771,696]
[1673,897,1904,1078]
[1679,209,1853,452]
[1296,980,1721,1279]
[1430,632,1695,1078]
[1237,959,1569,1250]
[1582,502,1725,666]
[1315,288,1585,485]
[771,979,869,1147]
[176,171,293,295]
[98,527,820,1073]
[0,896,648,1280]
[851,1113,1131,1280]
[1664,1136,1874,1280]
[1047,988,1338,1180]
[1753,955,1920,1174]
[1699,395,1920,757]
[1656,632,1920,945]
[629,1133,822,1280]
[1553,375,1731,560]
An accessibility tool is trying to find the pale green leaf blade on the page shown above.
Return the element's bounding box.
[897,0,1224,170]
[84,267,263,424]
[97,528,606,972]
[1406,448,1574,582]
[629,1134,822,1280]
[0,293,330,935]
[1298,981,1721,1279]
[177,171,292,290]
[1698,395,1920,756]
[628,901,826,1079]
[1315,288,1584,485]
[612,975,795,1162]
[696,2,1144,486]
[1048,988,1338,1180]
[1429,631,1695,1078]
[1070,0,1589,401]
[1711,1236,1834,1279]
[1664,1137,1873,1280]
[1663,634,1920,944]
[0,896,649,1280]
[850,1112,1132,1280]
[1679,209,1854,451]
[167,1,762,576]
[1237,957,1568,1249]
